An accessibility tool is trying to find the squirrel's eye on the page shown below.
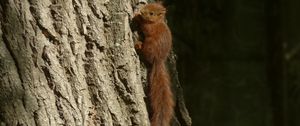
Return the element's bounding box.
[149,12,154,16]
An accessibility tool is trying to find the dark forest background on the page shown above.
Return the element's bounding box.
[166,0,300,125]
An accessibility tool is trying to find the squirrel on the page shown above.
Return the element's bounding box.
[133,2,174,126]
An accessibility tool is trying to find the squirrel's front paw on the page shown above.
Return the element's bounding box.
[134,11,141,17]
[135,41,143,50]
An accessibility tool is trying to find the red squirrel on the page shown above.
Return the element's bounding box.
[133,2,174,126]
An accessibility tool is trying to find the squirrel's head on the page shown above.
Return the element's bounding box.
[140,3,166,23]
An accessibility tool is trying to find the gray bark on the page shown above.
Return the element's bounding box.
[0,0,190,126]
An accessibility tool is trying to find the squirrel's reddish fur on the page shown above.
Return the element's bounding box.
[133,3,174,126]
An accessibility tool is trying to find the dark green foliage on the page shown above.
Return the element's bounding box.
[168,0,300,125]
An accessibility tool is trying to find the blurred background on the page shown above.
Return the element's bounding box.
[165,0,300,125]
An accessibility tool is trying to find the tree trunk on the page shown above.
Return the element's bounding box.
[0,0,190,126]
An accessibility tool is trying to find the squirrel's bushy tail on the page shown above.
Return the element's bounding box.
[149,61,174,126]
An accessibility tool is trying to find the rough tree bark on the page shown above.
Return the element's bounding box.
[0,0,191,126]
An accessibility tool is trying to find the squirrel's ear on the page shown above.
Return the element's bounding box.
[158,6,167,14]
[156,1,164,5]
